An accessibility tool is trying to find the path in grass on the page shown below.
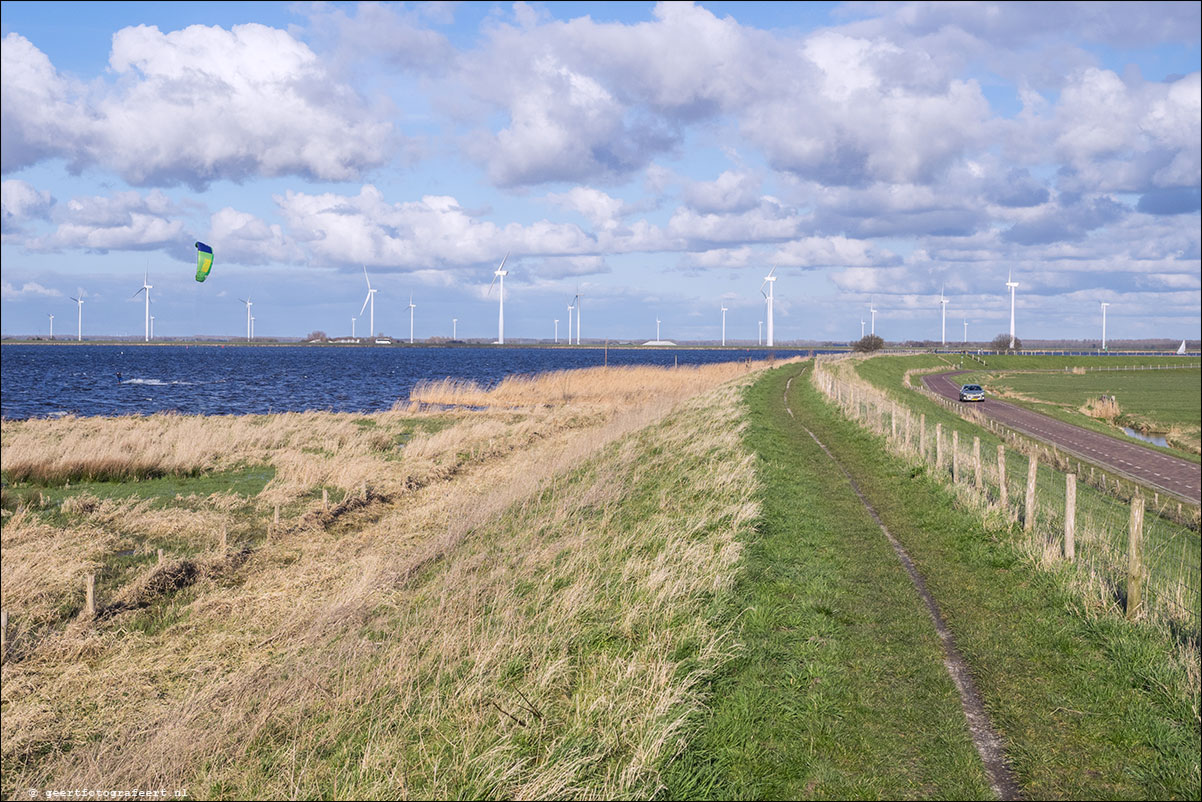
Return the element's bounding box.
[665,363,1199,800]
[662,365,994,799]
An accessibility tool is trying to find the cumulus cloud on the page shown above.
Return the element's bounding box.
[275,185,593,269]
[209,207,306,265]
[1,280,62,299]
[1,179,54,232]
[682,171,762,213]
[1,25,394,185]
[31,190,185,252]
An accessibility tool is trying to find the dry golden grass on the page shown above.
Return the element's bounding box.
[1,358,786,799]
[1079,394,1122,421]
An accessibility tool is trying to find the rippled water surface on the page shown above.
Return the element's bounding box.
[2,344,818,420]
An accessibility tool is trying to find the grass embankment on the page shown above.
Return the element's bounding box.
[1,361,769,799]
[679,364,1197,799]
[664,366,992,799]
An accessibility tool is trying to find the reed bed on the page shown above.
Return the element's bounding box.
[1,359,780,799]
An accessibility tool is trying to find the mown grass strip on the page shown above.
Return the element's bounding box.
[789,362,1200,799]
[663,364,992,800]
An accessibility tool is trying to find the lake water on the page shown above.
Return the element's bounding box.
[1,344,819,420]
[1121,426,1169,448]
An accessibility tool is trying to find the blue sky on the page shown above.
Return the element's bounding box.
[2,1,1199,343]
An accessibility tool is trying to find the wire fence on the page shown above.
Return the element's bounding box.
[812,356,1201,640]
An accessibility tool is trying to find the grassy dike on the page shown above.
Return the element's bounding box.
[677,363,1197,799]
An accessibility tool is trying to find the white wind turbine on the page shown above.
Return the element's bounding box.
[487,252,510,344]
[150,315,155,340]
[721,304,728,346]
[940,286,949,346]
[656,316,662,342]
[574,286,581,345]
[870,298,878,336]
[1100,301,1110,351]
[69,291,84,341]
[567,301,574,345]
[351,317,356,339]
[453,318,458,340]
[963,318,968,344]
[860,318,866,339]
[360,266,377,339]
[554,318,559,344]
[48,313,54,339]
[408,293,416,344]
[1006,270,1020,349]
[250,316,255,340]
[238,297,253,342]
[760,267,777,347]
[132,270,152,342]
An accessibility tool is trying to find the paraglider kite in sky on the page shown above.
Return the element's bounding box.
[194,241,214,282]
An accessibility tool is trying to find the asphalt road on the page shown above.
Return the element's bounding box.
[923,371,1201,506]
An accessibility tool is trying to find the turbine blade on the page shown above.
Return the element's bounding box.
[360,293,371,316]
[363,265,372,290]
[487,272,498,296]
[497,250,510,272]
[132,287,145,299]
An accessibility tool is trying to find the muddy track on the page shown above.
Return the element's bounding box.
[923,371,1201,505]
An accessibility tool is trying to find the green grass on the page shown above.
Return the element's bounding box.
[738,363,1200,799]
[663,365,992,799]
[1,464,276,511]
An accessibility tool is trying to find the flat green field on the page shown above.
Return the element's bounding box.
[954,359,1201,456]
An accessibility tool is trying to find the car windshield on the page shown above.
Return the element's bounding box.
[963,385,982,391]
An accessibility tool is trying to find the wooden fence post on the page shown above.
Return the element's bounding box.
[920,414,926,460]
[1024,454,1038,533]
[157,548,164,565]
[973,436,982,489]
[952,430,960,482]
[322,488,329,509]
[1064,474,1076,561]
[998,444,1008,512]
[936,423,944,472]
[273,504,280,525]
[1127,495,1146,619]
[85,573,96,617]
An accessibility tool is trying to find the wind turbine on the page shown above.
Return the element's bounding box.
[554,318,559,344]
[574,286,581,345]
[1006,270,1019,349]
[963,318,968,344]
[567,301,574,345]
[940,286,949,346]
[48,313,54,339]
[721,305,728,346]
[487,252,510,344]
[656,317,662,342]
[360,266,377,339]
[132,270,152,342]
[870,299,878,336]
[1100,302,1110,351]
[69,292,84,341]
[251,316,255,340]
[238,297,253,342]
[758,320,763,346]
[452,318,458,340]
[860,318,866,339]
[408,293,416,344]
[150,315,155,340]
[760,267,777,347]
[351,317,356,339]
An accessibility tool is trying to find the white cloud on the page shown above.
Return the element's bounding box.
[1,25,395,185]
[208,207,305,266]
[1,280,62,300]
[31,190,184,252]
[1,179,54,227]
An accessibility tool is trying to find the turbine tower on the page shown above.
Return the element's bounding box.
[940,286,949,346]
[760,267,777,347]
[150,315,155,340]
[574,286,581,345]
[488,252,510,344]
[721,305,728,346]
[408,294,416,344]
[238,297,253,342]
[70,292,84,341]
[870,299,877,336]
[656,317,661,342]
[860,318,865,339]
[132,271,152,342]
[567,302,574,345]
[554,318,558,344]
[48,313,54,339]
[453,318,458,340]
[250,316,255,340]
[351,317,356,339]
[1006,270,1019,349]
[1100,302,1110,351]
[758,320,763,346]
[360,266,377,339]
[963,318,968,344]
